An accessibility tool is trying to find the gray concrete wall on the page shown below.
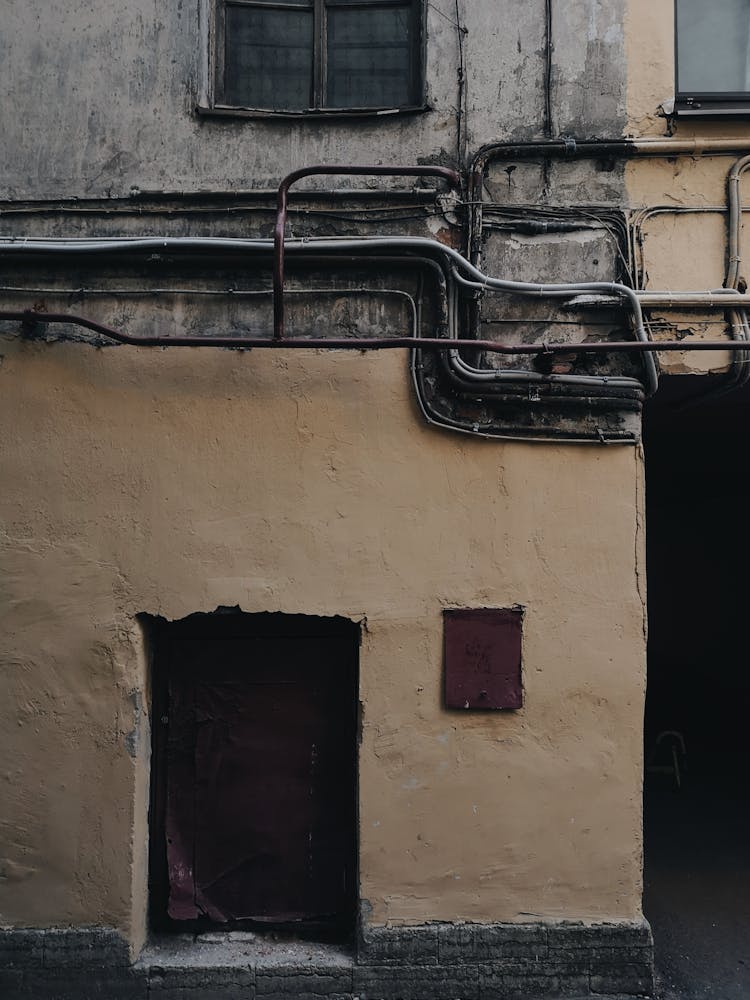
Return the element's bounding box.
[0,0,626,199]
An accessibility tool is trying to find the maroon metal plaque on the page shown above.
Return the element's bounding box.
[444,608,523,710]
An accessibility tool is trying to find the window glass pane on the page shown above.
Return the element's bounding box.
[224,3,313,110]
[326,4,416,109]
[677,0,750,93]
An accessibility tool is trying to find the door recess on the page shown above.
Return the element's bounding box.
[149,612,359,938]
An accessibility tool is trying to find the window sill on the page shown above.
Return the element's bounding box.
[195,103,430,122]
[675,96,750,118]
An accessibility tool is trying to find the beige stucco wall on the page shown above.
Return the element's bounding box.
[0,337,647,948]
[0,0,657,954]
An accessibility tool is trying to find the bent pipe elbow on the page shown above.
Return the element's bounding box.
[273,165,462,341]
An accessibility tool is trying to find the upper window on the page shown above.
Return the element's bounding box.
[675,0,750,115]
[212,0,423,115]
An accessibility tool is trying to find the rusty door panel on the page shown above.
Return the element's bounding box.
[158,631,357,930]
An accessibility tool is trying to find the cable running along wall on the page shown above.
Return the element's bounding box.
[5,149,750,441]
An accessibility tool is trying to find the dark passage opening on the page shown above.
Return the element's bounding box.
[148,610,359,940]
[643,376,750,1000]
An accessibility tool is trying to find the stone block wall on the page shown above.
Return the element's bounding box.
[0,922,653,999]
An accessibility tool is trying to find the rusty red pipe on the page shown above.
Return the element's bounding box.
[4,308,750,356]
[273,165,462,341]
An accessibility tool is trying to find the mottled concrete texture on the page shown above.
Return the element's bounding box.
[0,922,654,998]
[0,0,627,199]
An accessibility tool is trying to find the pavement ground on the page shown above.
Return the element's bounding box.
[644,777,750,999]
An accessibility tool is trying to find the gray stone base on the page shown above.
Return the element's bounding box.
[0,920,654,999]
[357,921,653,997]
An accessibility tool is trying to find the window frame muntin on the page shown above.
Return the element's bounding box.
[207,0,427,118]
[674,0,750,117]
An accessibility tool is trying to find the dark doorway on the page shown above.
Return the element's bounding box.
[643,377,750,999]
[149,611,359,940]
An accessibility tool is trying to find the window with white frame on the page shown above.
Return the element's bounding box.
[211,0,424,115]
[675,0,750,115]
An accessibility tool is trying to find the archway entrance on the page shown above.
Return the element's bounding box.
[643,376,750,999]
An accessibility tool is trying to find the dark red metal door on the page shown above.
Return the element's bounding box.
[154,624,358,932]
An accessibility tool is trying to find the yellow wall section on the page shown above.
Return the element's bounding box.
[0,341,647,947]
[624,0,750,374]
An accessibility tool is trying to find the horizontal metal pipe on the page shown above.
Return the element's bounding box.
[2,309,749,355]
[8,233,750,387]
[0,232,659,390]
[569,291,750,308]
[0,189,445,209]
[471,135,750,173]
[633,138,750,156]
[0,285,415,301]
[470,136,750,178]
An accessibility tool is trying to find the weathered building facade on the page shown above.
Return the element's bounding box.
[2,0,749,997]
